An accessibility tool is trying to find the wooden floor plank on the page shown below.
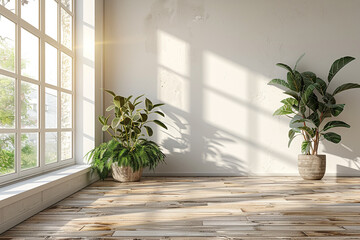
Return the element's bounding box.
[1,177,360,238]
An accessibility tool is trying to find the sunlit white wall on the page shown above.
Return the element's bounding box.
[104,0,360,176]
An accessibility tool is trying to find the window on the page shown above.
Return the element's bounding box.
[0,0,75,184]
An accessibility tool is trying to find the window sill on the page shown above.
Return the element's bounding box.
[0,164,98,234]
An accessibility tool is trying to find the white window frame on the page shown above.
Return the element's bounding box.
[0,0,75,185]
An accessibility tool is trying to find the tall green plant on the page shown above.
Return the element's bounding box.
[86,91,168,179]
[269,55,360,155]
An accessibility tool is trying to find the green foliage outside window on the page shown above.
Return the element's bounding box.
[0,36,37,175]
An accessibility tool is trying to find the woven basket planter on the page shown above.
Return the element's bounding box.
[298,154,326,180]
[111,164,143,182]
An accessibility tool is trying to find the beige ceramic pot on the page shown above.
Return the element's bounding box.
[298,154,326,180]
[111,163,143,182]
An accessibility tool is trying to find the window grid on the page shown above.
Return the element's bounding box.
[0,0,75,185]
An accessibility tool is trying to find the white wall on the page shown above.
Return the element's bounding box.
[103,0,360,176]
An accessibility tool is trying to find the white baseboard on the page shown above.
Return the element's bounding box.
[142,172,360,177]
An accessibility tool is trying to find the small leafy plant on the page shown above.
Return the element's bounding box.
[86,90,168,179]
[269,55,360,155]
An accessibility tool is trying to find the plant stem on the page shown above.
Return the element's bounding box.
[130,121,146,152]
[301,121,314,154]
[124,125,130,148]
[106,129,116,139]
[313,112,324,155]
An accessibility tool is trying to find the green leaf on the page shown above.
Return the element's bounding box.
[102,125,110,131]
[323,121,350,132]
[98,116,106,125]
[301,71,316,89]
[105,157,113,170]
[133,113,141,121]
[315,77,327,95]
[323,132,341,143]
[273,105,293,116]
[326,104,345,117]
[140,113,148,122]
[134,127,141,134]
[288,129,299,147]
[323,92,336,104]
[121,117,132,125]
[115,107,121,117]
[318,102,326,112]
[299,126,315,138]
[154,120,168,130]
[153,103,165,108]
[302,83,317,105]
[289,114,303,128]
[299,100,306,114]
[144,126,153,137]
[133,94,145,104]
[154,111,165,117]
[106,105,115,112]
[318,102,331,119]
[105,90,116,97]
[306,93,319,112]
[301,141,311,154]
[295,71,303,88]
[290,117,316,129]
[133,101,142,107]
[113,96,125,108]
[118,148,127,158]
[328,56,355,82]
[105,116,110,124]
[111,117,121,129]
[145,98,153,111]
[268,79,290,90]
[281,97,298,107]
[308,112,320,127]
[333,83,360,95]
[128,102,135,111]
[126,95,133,102]
[276,63,293,74]
[283,90,299,101]
[294,53,305,70]
[287,72,301,92]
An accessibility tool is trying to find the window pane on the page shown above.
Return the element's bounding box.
[0,75,15,129]
[1,0,16,13]
[21,0,39,28]
[0,15,15,73]
[61,131,72,160]
[45,0,58,40]
[61,8,72,49]
[45,132,57,164]
[21,133,38,170]
[45,43,57,86]
[45,88,57,128]
[21,81,38,128]
[61,93,72,128]
[61,52,72,90]
[61,0,72,11]
[0,133,15,175]
[21,29,39,80]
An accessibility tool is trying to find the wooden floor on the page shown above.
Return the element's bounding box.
[2,177,360,239]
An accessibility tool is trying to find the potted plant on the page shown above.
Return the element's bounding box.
[86,90,168,182]
[269,55,360,180]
